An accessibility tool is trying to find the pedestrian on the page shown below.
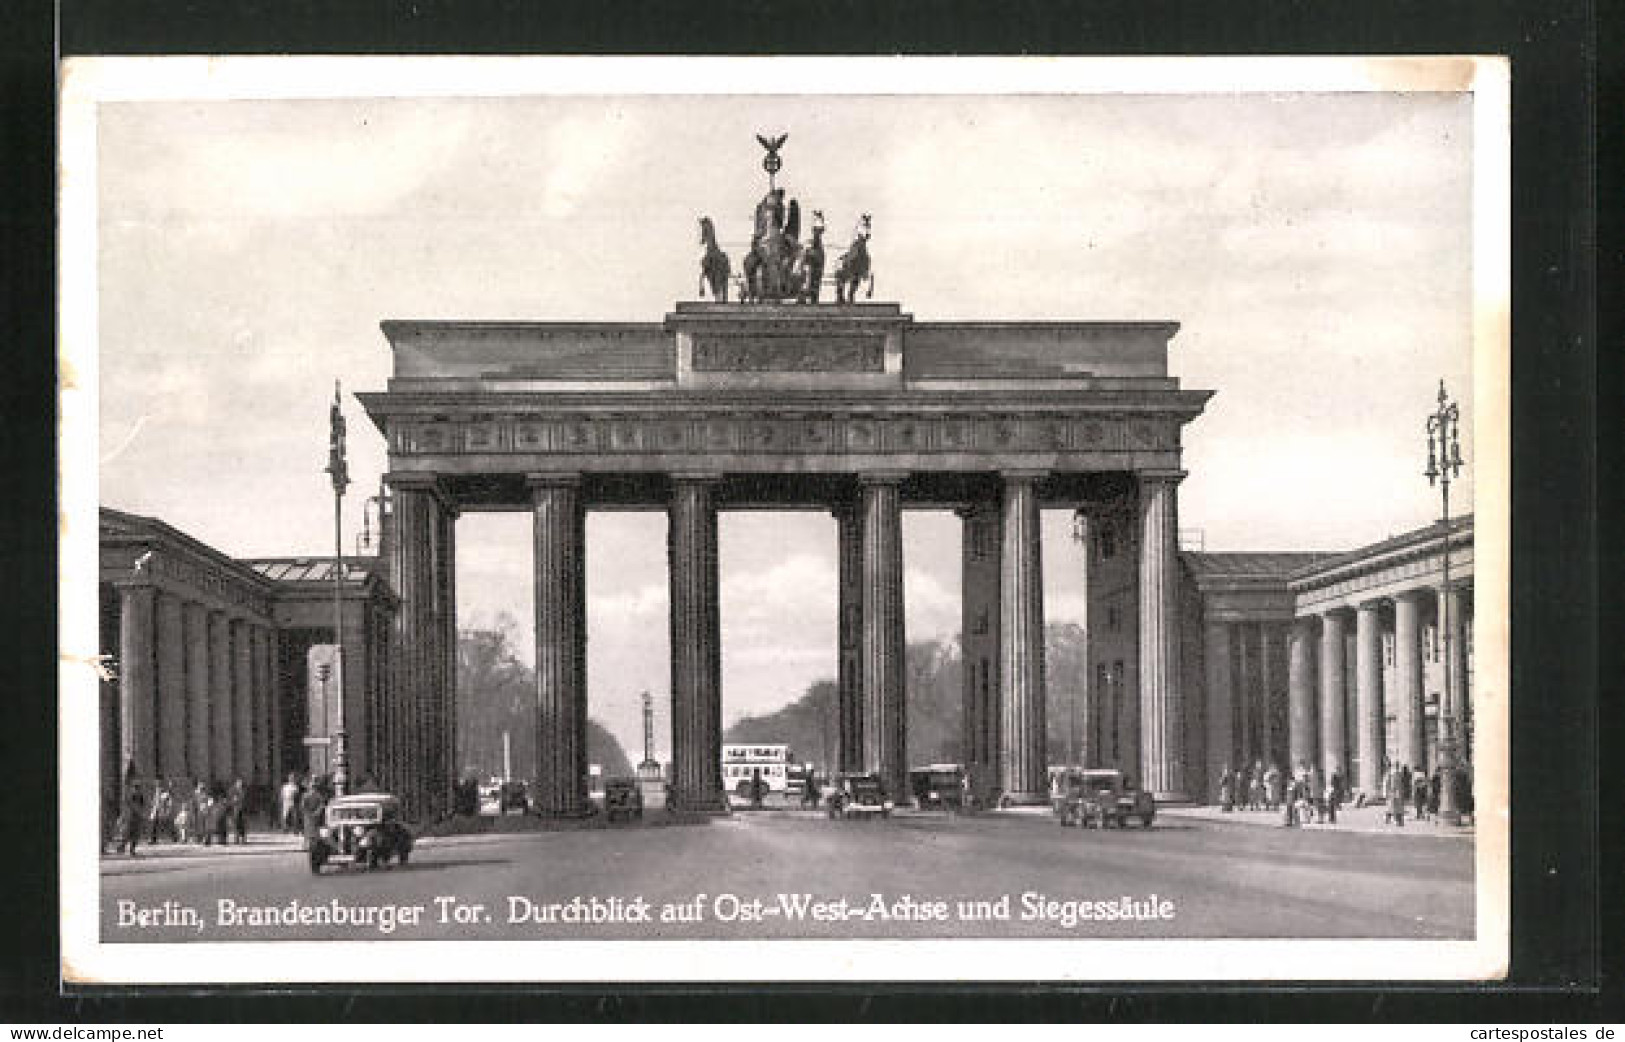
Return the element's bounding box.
[146,781,173,845]
[1413,769,1429,822]
[1428,770,1442,820]
[1265,763,1282,811]
[280,773,302,833]
[1387,764,1407,827]
[1322,772,1339,825]
[117,778,148,855]
[749,768,765,810]
[228,778,249,844]
[1281,775,1298,828]
[300,775,328,850]
[1218,766,1234,812]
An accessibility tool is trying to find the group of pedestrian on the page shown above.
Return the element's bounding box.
[1216,761,1286,813]
[279,772,336,849]
[1380,762,1472,827]
[107,772,251,856]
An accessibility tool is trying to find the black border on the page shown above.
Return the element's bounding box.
[1,0,1606,1023]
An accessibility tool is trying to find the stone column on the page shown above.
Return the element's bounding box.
[959,504,1001,794]
[531,474,590,817]
[1137,471,1187,801]
[116,582,157,782]
[999,472,1048,803]
[184,602,211,784]
[1287,616,1317,773]
[1393,591,1426,772]
[1260,624,1282,770]
[1355,600,1384,795]
[1234,624,1253,767]
[155,593,187,779]
[1318,611,1348,781]
[1203,619,1234,793]
[209,611,234,781]
[387,475,445,819]
[859,472,908,801]
[231,619,254,785]
[668,474,728,814]
[248,625,267,786]
[440,506,458,816]
[835,503,864,774]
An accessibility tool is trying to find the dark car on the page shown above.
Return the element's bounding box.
[604,777,643,823]
[908,764,967,811]
[826,773,893,820]
[1054,768,1156,828]
[309,793,414,873]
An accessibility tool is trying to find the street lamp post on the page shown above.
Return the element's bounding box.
[326,381,351,797]
[1424,379,1465,826]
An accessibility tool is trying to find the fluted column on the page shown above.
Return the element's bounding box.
[230,619,253,785]
[1393,591,1425,771]
[1287,616,1317,773]
[835,503,864,773]
[1260,624,1282,769]
[1355,600,1384,795]
[249,625,268,786]
[668,474,727,814]
[1318,611,1348,781]
[1203,619,1234,794]
[184,602,211,783]
[116,582,158,782]
[1000,472,1048,803]
[439,506,458,815]
[155,593,187,779]
[859,472,908,801]
[959,504,1001,794]
[532,474,590,817]
[1137,471,1186,800]
[386,475,444,819]
[208,610,234,781]
[1234,624,1253,767]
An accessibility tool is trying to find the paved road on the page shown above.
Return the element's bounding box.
[100,809,1473,943]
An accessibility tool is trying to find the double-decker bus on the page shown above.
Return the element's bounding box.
[721,744,796,799]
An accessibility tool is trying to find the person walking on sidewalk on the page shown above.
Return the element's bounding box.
[1387,764,1407,827]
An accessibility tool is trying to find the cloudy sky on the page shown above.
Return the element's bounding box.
[89,64,1480,761]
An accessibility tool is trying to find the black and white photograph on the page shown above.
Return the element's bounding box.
[58,56,1509,984]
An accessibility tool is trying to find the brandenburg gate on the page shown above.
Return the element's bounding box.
[358,143,1212,817]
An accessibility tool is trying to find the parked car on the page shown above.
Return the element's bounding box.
[604,777,644,823]
[1053,768,1155,828]
[826,773,893,820]
[309,793,414,873]
[908,764,967,811]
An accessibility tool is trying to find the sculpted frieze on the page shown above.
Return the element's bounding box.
[392,414,1176,458]
[691,334,885,372]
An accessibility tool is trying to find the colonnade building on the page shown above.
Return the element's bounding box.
[98,300,1476,822]
[1084,513,1475,803]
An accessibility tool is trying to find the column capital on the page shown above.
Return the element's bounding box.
[668,471,724,486]
[385,472,459,513]
[524,471,583,490]
[857,470,909,487]
[998,469,1049,483]
[1138,468,1187,486]
[1355,597,1385,613]
[1392,588,1427,606]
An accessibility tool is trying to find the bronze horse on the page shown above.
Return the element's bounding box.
[698,216,730,302]
[792,215,826,303]
[834,214,874,303]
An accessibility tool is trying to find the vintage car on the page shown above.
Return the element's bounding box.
[908,764,967,811]
[1053,768,1156,828]
[309,793,414,873]
[603,777,644,823]
[826,772,893,820]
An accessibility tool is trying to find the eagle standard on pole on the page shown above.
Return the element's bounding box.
[327,379,351,796]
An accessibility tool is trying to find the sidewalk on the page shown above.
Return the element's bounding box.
[101,831,306,861]
[1160,801,1475,838]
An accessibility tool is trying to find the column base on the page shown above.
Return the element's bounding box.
[999,790,1051,807]
[1152,790,1190,804]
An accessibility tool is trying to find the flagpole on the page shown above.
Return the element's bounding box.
[328,380,351,797]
